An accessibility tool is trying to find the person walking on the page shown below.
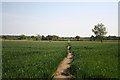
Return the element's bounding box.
[67,45,71,53]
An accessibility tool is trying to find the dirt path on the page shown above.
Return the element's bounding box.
[52,46,73,80]
[1,40,120,43]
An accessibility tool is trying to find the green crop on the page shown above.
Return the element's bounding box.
[2,41,68,79]
[69,42,119,79]
[2,41,119,79]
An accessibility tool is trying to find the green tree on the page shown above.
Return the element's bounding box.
[90,35,95,41]
[75,36,80,41]
[36,34,42,41]
[2,35,8,39]
[46,35,52,40]
[52,35,60,41]
[92,23,107,42]
[19,35,26,40]
[61,37,65,41]
[41,35,45,40]
[46,35,60,41]
[31,36,35,38]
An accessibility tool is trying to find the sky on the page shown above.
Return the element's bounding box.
[1,1,118,37]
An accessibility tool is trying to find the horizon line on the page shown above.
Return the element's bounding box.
[0,34,119,37]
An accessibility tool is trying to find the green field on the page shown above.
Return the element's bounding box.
[103,40,119,42]
[69,42,119,79]
[2,41,119,79]
[2,41,67,79]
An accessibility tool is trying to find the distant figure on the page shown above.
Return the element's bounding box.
[67,45,71,53]
[67,45,71,50]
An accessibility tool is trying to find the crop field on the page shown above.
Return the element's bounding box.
[2,41,119,79]
[69,42,119,79]
[2,41,67,79]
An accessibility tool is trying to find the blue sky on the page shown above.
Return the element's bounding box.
[2,2,118,37]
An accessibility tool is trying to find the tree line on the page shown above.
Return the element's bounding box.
[1,35,59,41]
[1,23,119,41]
[1,34,119,41]
[0,34,81,41]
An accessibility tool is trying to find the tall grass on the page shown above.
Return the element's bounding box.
[2,41,67,79]
[69,42,119,79]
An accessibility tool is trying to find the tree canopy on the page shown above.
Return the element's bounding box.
[92,23,107,42]
[75,36,80,41]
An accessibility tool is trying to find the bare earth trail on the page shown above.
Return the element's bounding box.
[1,40,120,43]
[52,47,73,80]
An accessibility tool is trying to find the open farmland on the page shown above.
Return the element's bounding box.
[2,41,119,79]
[69,42,119,79]
[2,41,67,79]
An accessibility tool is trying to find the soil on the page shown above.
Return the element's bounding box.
[52,50,73,80]
[1,40,120,43]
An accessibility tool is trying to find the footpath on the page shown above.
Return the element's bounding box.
[53,44,73,80]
